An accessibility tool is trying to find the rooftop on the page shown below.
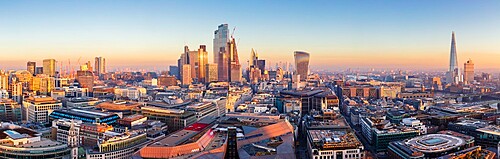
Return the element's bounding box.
[395,131,472,154]
[308,130,362,150]
[24,96,59,104]
[96,101,141,111]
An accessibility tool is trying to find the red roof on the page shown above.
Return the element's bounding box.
[184,123,209,131]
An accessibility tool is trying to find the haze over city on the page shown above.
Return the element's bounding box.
[1,0,500,72]
[1,1,500,159]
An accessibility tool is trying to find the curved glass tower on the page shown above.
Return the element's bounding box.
[294,51,310,81]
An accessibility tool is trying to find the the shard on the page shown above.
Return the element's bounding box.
[446,32,462,84]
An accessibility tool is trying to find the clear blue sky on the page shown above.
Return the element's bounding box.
[1,0,499,71]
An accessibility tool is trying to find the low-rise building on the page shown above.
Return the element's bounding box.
[49,108,120,125]
[361,117,419,152]
[0,123,71,158]
[140,106,196,132]
[0,99,22,122]
[388,131,475,159]
[86,130,149,159]
[22,96,62,123]
[307,130,365,159]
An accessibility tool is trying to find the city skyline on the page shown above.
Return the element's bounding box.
[1,1,500,72]
[0,2,499,159]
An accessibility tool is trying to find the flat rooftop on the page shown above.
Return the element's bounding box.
[308,130,362,150]
[96,101,141,111]
[453,119,489,129]
[52,108,116,119]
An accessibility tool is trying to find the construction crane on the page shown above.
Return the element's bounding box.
[231,26,236,38]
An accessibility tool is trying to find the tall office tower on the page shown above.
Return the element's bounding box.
[177,59,182,79]
[168,66,179,79]
[43,59,56,77]
[198,45,208,83]
[76,70,94,93]
[188,50,199,81]
[213,24,229,66]
[257,60,266,74]
[218,46,229,81]
[464,59,474,84]
[205,64,218,83]
[228,38,242,82]
[27,61,36,75]
[94,57,106,77]
[446,32,462,84]
[0,73,7,90]
[223,127,240,159]
[178,47,188,82]
[294,51,310,81]
[182,64,192,85]
[250,48,258,67]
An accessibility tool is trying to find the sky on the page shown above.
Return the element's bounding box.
[1,0,500,72]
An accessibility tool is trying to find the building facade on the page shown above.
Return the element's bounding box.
[23,96,62,123]
[43,59,56,77]
[294,51,310,81]
[464,59,474,84]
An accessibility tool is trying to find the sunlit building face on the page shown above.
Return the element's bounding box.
[294,51,310,81]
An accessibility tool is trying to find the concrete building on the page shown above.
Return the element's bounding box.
[182,64,192,85]
[76,70,94,92]
[31,74,55,95]
[205,63,218,83]
[22,96,62,123]
[94,57,106,77]
[464,59,474,84]
[402,117,427,135]
[278,88,338,116]
[0,99,22,122]
[0,123,70,158]
[114,87,146,100]
[0,73,7,90]
[43,59,56,77]
[361,117,419,152]
[27,61,36,75]
[86,130,148,159]
[307,130,365,159]
[9,80,23,103]
[157,76,177,87]
[140,106,196,132]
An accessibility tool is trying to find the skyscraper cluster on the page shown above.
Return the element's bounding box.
[177,24,241,85]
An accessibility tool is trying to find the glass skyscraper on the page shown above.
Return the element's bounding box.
[294,51,310,81]
[213,24,229,68]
